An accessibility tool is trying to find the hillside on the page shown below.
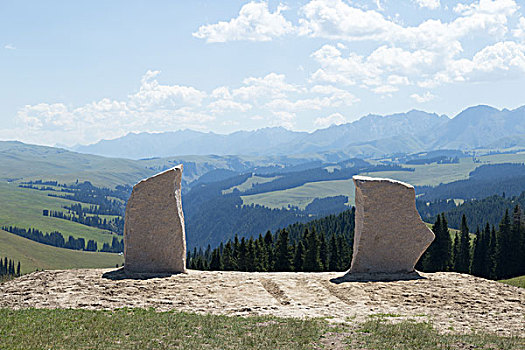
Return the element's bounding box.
[0,229,122,274]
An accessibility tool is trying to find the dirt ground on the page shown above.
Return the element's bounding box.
[0,268,523,336]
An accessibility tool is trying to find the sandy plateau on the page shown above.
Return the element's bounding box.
[0,269,523,336]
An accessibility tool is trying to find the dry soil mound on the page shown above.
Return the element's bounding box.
[1,269,523,336]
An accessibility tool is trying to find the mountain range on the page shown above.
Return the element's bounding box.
[73,105,525,159]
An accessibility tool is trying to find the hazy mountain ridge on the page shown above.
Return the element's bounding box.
[72,105,525,159]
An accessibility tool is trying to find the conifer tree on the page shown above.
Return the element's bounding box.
[510,205,522,277]
[336,235,350,271]
[319,231,328,271]
[274,229,292,271]
[303,228,322,272]
[488,225,498,279]
[456,215,471,273]
[238,237,247,271]
[246,239,256,272]
[209,249,221,270]
[439,214,452,271]
[293,241,305,272]
[470,227,486,277]
[452,231,461,271]
[222,241,235,271]
[328,234,339,271]
[496,210,512,279]
[263,230,274,271]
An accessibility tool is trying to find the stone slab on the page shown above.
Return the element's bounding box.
[348,175,435,274]
[124,165,186,273]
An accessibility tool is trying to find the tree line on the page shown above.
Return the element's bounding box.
[0,257,21,277]
[1,225,123,253]
[187,209,355,272]
[187,227,352,272]
[189,206,524,281]
[417,191,525,232]
[43,209,124,235]
[413,206,524,280]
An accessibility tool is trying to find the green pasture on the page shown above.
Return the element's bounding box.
[0,229,123,274]
[0,183,118,246]
[222,175,281,194]
[241,179,355,209]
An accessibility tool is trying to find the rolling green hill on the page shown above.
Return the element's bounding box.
[0,141,155,188]
[0,182,118,246]
[0,229,122,274]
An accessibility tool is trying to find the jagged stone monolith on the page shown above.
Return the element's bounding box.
[124,165,186,273]
[348,175,434,275]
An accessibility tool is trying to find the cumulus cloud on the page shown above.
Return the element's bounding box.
[4,44,16,50]
[16,71,214,145]
[232,72,299,100]
[410,91,435,103]
[299,0,517,49]
[314,112,347,128]
[193,1,294,42]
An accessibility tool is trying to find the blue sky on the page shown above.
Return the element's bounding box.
[1,0,524,146]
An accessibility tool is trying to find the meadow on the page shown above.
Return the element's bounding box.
[0,229,122,274]
[0,309,522,350]
[0,182,118,246]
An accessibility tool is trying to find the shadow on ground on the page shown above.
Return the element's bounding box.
[330,271,426,284]
[102,268,183,280]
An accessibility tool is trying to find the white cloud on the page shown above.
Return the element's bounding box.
[16,71,214,145]
[298,0,517,51]
[514,17,525,41]
[129,70,206,108]
[4,44,16,50]
[314,112,347,128]
[310,44,437,89]
[267,84,358,111]
[208,99,252,113]
[271,111,296,129]
[444,41,525,82]
[298,0,400,41]
[193,1,294,42]
[232,72,299,100]
[410,91,435,103]
[414,0,440,10]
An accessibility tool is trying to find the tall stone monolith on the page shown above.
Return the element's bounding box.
[124,165,186,273]
[348,175,434,275]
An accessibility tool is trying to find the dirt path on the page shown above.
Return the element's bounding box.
[1,269,523,336]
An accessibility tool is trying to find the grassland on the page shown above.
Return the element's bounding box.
[0,309,522,350]
[0,229,123,274]
[0,182,118,246]
[241,179,355,209]
[361,157,479,186]
[0,141,155,188]
[222,175,280,194]
[499,275,525,289]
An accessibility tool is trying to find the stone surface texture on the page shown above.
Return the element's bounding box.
[348,175,435,274]
[124,165,186,273]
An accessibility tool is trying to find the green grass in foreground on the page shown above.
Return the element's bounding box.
[499,275,525,289]
[0,309,523,350]
[0,229,123,274]
[352,318,524,350]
